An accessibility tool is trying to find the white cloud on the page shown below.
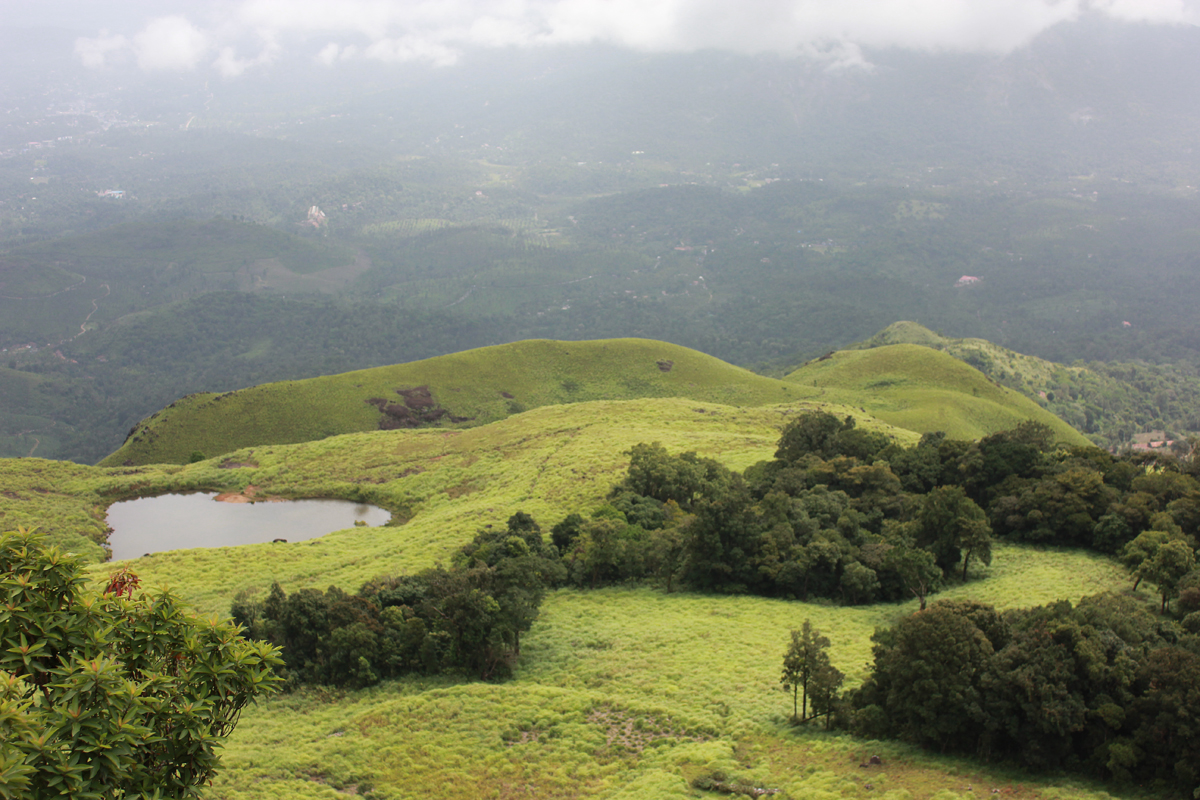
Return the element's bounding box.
[316,42,343,66]
[133,16,210,71]
[76,1,1200,73]
[74,31,129,69]
[364,36,462,66]
[231,0,1096,55]
[1091,0,1200,25]
[800,39,873,72]
[213,34,281,77]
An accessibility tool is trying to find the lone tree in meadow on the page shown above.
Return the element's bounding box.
[0,529,282,799]
[780,619,841,724]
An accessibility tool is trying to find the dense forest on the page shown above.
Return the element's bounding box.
[853,593,1200,797]
[538,413,1197,608]
[10,177,1200,462]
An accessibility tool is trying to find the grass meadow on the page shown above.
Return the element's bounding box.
[207,546,1141,800]
[92,397,891,614]
[0,389,1155,799]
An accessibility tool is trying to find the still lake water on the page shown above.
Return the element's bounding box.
[106,493,391,560]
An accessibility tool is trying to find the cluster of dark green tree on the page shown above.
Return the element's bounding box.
[231,513,565,687]
[551,413,983,605]
[850,594,1200,798]
[551,413,1199,612]
[0,529,282,799]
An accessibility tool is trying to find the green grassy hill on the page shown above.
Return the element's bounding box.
[100,339,817,466]
[207,550,1133,800]
[103,336,1092,467]
[1,378,1151,799]
[784,343,1089,446]
[854,322,1200,447]
[853,321,1093,401]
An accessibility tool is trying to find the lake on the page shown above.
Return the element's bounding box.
[106,493,392,560]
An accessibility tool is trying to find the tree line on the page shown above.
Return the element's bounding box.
[549,412,1199,614]
[230,513,564,687]
[849,593,1200,798]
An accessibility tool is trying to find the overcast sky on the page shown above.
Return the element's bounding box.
[16,0,1200,77]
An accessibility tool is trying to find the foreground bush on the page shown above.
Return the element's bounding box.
[0,529,282,799]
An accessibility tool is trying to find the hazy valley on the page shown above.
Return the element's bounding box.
[5,8,1200,800]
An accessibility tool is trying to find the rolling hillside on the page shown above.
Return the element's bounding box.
[856,322,1200,446]
[784,343,1089,446]
[99,339,815,466]
[0,393,1139,800]
[102,336,1088,467]
[6,396,900,596]
[0,340,1150,800]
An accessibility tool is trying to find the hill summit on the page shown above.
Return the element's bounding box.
[102,334,1087,466]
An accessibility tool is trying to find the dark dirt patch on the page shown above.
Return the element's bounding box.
[397,385,436,409]
[445,481,481,499]
[366,386,473,430]
[692,775,779,797]
[363,467,422,484]
[219,459,259,469]
[503,727,547,746]
[656,359,674,372]
[499,391,514,399]
[1,491,23,500]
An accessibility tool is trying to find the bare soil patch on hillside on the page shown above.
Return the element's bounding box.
[366,386,474,430]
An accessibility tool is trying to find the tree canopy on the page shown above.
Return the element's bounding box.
[0,529,282,799]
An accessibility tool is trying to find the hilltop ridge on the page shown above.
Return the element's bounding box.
[100,338,811,466]
[102,334,1089,467]
[784,342,1085,444]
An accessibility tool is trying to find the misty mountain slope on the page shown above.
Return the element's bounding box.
[10,169,1200,465]
[0,219,356,347]
[7,17,1200,468]
[224,17,1200,179]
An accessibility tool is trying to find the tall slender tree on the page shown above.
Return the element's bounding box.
[781,619,836,723]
